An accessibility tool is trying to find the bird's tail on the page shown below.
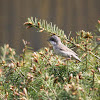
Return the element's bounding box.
[73,55,81,62]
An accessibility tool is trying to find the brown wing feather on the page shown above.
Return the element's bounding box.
[58,44,78,56]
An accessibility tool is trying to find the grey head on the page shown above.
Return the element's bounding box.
[48,35,61,46]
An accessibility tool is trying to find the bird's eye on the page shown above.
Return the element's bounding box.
[50,38,55,41]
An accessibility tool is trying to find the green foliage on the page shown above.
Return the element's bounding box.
[0,17,100,100]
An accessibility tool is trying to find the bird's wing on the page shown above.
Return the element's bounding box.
[58,44,78,56]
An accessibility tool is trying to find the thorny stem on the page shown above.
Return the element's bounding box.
[90,51,100,60]
[92,72,95,89]
[11,60,27,80]
[22,45,27,66]
[85,39,88,69]
[45,81,57,99]
[67,60,69,77]
[91,44,99,52]
[23,49,25,66]
[2,45,7,61]
[30,86,37,93]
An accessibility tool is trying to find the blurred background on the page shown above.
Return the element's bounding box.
[0,0,100,54]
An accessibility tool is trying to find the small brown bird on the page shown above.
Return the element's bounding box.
[48,35,81,62]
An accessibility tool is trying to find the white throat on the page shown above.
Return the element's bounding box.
[49,41,57,46]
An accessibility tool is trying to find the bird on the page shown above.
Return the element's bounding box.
[48,35,81,62]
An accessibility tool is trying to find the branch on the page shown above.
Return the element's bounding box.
[24,17,85,50]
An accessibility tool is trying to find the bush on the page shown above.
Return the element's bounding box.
[0,18,100,100]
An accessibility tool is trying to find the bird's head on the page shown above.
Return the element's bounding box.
[48,35,61,46]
